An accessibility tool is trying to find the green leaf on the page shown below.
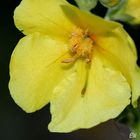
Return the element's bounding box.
[75,0,98,11]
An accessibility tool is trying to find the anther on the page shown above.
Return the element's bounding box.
[62,27,96,64]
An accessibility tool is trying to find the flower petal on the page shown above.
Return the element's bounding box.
[14,0,75,39]
[9,32,73,113]
[48,54,130,132]
[49,60,88,131]
[96,27,140,107]
[61,1,122,35]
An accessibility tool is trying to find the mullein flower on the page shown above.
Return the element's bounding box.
[9,0,140,132]
[106,0,140,25]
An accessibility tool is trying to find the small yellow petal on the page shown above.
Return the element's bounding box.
[48,54,130,132]
[9,32,74,113]
[131,67,140,107]
[125,0,140,24]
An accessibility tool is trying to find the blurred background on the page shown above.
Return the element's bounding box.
[0,0,140,140]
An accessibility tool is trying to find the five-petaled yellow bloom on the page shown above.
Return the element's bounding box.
[9,0,140,132]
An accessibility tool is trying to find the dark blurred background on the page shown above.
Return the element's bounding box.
[0,0,140,140]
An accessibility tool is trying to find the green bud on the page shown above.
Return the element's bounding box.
[99,0,121,8]
[105,0,140,25]
[75,0,98,11]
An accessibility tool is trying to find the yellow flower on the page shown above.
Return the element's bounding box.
[9,0,140,132]
[106,0,140,25]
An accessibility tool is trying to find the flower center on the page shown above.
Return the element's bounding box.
[62,28,96,63]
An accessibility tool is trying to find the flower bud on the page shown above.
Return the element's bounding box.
[75,0,98,11]
[99,0,121,8]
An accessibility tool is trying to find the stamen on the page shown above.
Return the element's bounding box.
[81,86,86,97]
[62,27,96,64]
[61,58,75,63]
